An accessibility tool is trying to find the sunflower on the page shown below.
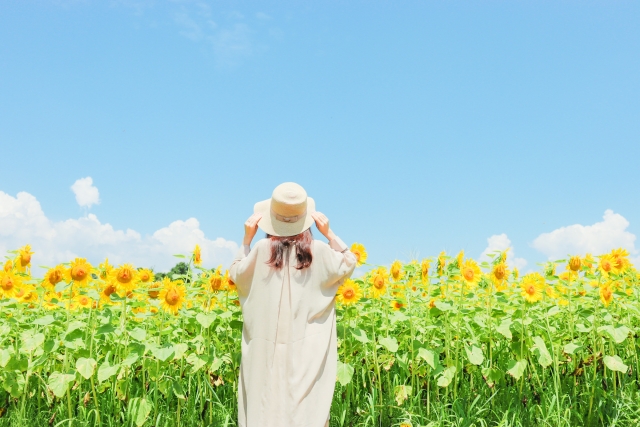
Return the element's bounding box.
[420,259,430,284]
[14,284,36,303]
[559,271,578,282]
[568,256,581,272]
[350,243,368,267]
[390,299,406,310]
[222,270,236,292]
[98,258,113,280]
[99,280,118,306]
[598,255,615,277]
[148,281,161,299]
[193,244,202,266]
[0,271,22,299]
[583,254,595,273]
[600,282,614,307]
[545,285,558,299]
[138,268,153,283]
[512,267,520,280]
[65,258,93,287]
[460,259,482,289]
[110,264,138,294]
[490,262,509,288]
[390,261,404,282]
[437,252,446,276]
[610,248,630,274]
[3,260,12,273]
[336,279,363,305]
[207,271,224,292]
[368,267,389,299]
[455,250,464,268]
[15,245,34,273]
[520,273,545,303]
[42,265,65,291]
[158,278,186,315]
[75,294,95,310]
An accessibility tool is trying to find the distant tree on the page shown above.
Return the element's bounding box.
[154,261,190,282]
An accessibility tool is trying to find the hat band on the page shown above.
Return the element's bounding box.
[271,208,306,224]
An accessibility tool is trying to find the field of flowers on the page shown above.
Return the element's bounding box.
[0,244,639,427]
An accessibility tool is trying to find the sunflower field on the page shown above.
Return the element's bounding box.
[1,244,639,427]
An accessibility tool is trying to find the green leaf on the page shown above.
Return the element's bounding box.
[603,355,628,373]
[32,315,56,326]
[54,281,71,293]
[563,342,581,355]
[418,348,437,369]
[532,336,552,368]
[173,254,186,258]
[95,324,116,335]
[379,337,399,353]
[122,353,139,367]
[436,366,456,387]
[128,328,146,342]
[151,345,175,362]
[186,353,208,372]
[48,371,76,398]
[128,397,153,427]
[507,359,527,380]
[465,345,484,366]
[173,343,188,360]
[351,328,370,344]
[97,361,120,383]
[547,306,561,317]
[195,313,216,329]
[394,385,412,405]
[434,300,452,311]
[172,379,186,399]
[21,332,45,353]
[0,348,12,368]
[336,361,354,386]
[496,319,513,339]
[76,358,97,380]
[229,320,244,331]
[599,325,630,344]
[481,367,503,387]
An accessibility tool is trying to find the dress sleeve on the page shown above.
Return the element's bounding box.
[229,241,261,297]
[322,236,357,286]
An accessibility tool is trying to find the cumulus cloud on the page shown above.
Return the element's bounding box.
[0,190,238,273]
[532,210,637,261]
[71,177,100,208]
[479,233,528,270]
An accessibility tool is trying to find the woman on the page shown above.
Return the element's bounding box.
[230,182,357,427]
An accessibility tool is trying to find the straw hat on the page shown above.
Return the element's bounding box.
[254,182,316,237]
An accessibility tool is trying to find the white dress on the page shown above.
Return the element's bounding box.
[230,237,356,427]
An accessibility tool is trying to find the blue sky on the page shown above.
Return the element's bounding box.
[1,1,639,272]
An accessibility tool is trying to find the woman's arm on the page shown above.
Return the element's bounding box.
[229,213,262,296]
[311,212,357,282]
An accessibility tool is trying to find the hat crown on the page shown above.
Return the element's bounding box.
[271,182,307,217]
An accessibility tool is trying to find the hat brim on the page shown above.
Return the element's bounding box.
[254,197,316,237]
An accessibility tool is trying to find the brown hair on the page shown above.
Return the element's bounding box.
[266,228,313,270]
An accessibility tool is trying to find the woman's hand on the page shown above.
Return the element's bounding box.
[243,213,262,246]
[311,211,336,242]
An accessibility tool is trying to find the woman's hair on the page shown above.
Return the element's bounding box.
[266,228,313,270]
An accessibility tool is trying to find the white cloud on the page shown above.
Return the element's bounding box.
[71,177,100,208]
[479,233,527,270]
[0,190,238,273]
[532,210,637,260]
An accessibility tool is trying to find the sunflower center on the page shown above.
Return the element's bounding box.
[602,288,612,299]
[165,289,180,305]
[494,266,506,280]
[140,272,150,282]
[80,297,89,305]
[373,276,385,289]
[117,270,132,284]
[602,261,612,271]
[15,288,25,298]
[20,254,31,266]
[1,277,14,291]
[463,268,475,281]
[353,251,361,263]
[343,289,355,299]
[148,285,159,299]
[210,277,222,291]
[104,284,116,297]
[49,270,62,285]
[525,284,536,295]
[71,266,87,281]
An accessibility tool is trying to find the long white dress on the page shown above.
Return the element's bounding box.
[230,237,356,427]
